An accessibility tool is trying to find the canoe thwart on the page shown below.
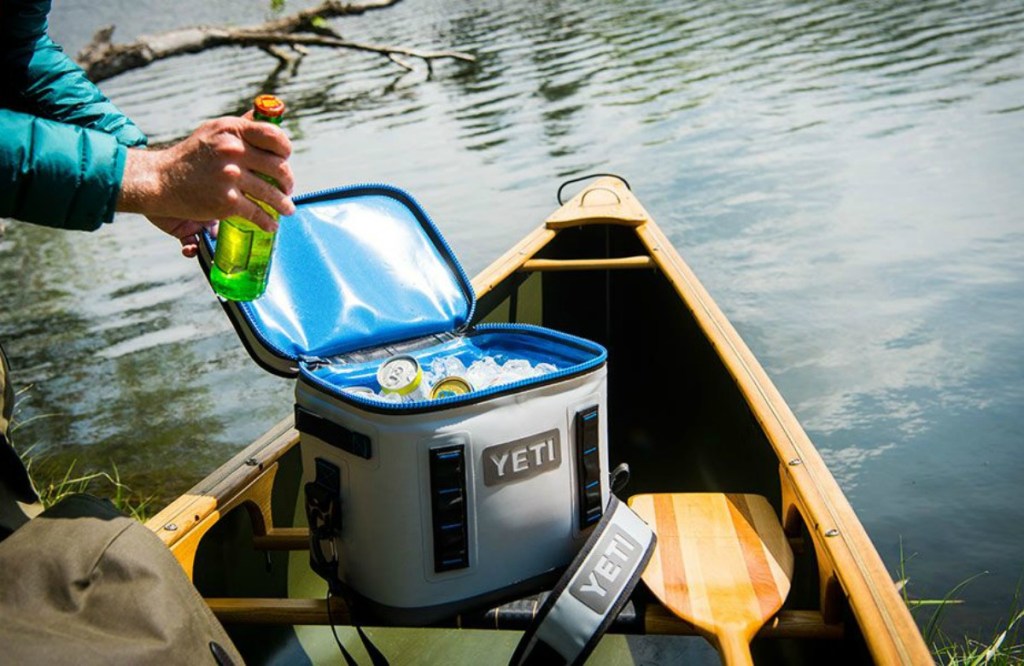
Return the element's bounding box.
[252,527,310,551]
[244,526,807,556]
[519,256,656,272]
[208,597,351,626]
[206,596,842,640]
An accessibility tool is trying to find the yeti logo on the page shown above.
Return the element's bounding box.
[482,430,561,486]
[569,524,642,614]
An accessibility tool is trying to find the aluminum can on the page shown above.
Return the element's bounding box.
[377,355,423,395]
[429,376,473,400]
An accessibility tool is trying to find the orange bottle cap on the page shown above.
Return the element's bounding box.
[253,94,285,118]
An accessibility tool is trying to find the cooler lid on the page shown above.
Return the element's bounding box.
[201,184,476,377]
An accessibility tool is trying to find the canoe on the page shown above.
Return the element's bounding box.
[146,177,932,664]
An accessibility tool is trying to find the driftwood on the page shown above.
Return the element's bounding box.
[76,0,475,83]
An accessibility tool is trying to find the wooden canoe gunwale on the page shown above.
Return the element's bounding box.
[149,177,931,664]
[145,418,299,571]
[633,218,929,664]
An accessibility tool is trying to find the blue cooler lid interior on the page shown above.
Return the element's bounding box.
[222,185,475,365]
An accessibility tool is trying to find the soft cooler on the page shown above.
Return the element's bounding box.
[201,185,609,624]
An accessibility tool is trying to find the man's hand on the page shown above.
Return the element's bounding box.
[118,116,294,255]
[145,216,218,259]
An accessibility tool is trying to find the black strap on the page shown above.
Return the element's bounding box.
[310,464,389,666]
[556,174,631,206]
[305,457,345,591]
[327,591,390,666]
[510,495,656,665]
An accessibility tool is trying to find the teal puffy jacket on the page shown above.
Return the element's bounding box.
[0,0,148,230]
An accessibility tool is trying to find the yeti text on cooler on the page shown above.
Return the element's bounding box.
[482,430,561,486]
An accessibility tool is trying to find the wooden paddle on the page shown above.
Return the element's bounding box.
[628,493,794,665]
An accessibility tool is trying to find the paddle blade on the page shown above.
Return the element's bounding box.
[629,494,794,652]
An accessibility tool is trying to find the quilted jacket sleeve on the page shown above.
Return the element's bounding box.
[0,108,128,230]
[1,0,148,230]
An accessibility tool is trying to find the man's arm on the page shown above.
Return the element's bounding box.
[1,2,292,245]
[0,109,294,235]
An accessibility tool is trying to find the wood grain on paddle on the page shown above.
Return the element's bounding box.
[629,493,794,665]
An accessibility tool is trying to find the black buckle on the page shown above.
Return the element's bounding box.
[305,458,342,580]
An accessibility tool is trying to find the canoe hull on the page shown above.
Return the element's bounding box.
[148,178,931,665]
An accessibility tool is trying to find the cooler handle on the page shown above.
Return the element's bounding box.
[295,405,373,459]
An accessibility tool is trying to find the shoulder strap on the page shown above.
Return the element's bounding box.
[509,495,656,666]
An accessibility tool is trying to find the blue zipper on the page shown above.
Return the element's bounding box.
[299,323,608,414]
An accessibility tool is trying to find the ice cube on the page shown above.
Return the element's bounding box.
[502,359,533,378]
[444,356,467,378]
[466,356,500,388]
[429,355,468,381]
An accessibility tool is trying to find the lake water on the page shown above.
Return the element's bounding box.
[2,0,1023,644]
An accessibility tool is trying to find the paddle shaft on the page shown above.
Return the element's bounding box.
[717,628,756,666]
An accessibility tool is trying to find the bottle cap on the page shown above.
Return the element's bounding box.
[253,94,285,119]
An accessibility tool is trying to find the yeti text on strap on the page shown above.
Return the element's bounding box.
[570,524,643,614]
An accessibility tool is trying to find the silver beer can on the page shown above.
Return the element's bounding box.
[376,355,424,396]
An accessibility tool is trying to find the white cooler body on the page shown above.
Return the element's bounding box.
[296,332,608,623]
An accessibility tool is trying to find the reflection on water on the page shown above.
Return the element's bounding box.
[2,0,1022,639]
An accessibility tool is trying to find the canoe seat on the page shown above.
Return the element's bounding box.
[628,493,795,660]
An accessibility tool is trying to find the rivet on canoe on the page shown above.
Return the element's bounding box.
[788,458,802,466]
[245,457,259,466]
[164,523,178,532]
[824,528,840,537]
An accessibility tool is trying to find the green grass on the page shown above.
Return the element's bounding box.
[898,540,1024,665]
[931,610,1024,666]
[11,386,154,521]
[23,456,154,521]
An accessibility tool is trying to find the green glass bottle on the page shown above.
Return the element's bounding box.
[210,94,287,301]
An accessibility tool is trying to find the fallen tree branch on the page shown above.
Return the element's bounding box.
[76,0,474,82]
